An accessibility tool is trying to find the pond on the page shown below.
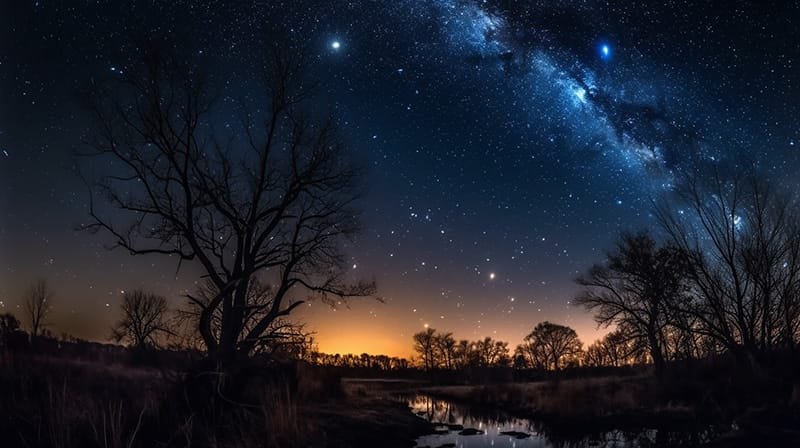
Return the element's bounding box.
[408,395,725,448]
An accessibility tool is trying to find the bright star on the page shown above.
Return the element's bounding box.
[599,43,611,60]
[489,272,496,280]
[331,40,341,50]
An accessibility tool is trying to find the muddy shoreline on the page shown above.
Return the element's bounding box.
[303,395,435,447]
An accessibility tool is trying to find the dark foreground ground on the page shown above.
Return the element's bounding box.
[417,375,800,447]
[2,354,799,447]
[0,355,435,448]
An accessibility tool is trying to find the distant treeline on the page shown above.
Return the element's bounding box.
[306,352,410,370]
[302,322,630,373]
[403,172,800,381]
[0,312,200,367]
[408,323,638,372]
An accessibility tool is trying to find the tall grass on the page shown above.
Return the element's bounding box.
[423,375,663,419]
[0,354,324,448]
[1,356,155,448]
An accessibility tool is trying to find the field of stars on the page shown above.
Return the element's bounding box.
[1,0,799,356]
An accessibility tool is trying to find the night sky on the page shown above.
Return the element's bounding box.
[2,1,799,357]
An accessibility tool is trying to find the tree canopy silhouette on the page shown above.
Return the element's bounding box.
[111,289,171,350]
[575,231,687,378]
[23,279,53,338]
[412,328,438,371]
[655,169,800,374]
[520,321,582,370]
[83,44,376,364]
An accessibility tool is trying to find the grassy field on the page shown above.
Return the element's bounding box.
[421,376,657,418]
[3,350,799,447]
[0,355,433,448]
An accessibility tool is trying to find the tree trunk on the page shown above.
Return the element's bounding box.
[648,334,666,380]
[731,345,762,380]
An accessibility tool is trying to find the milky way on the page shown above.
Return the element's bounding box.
[1,0,799,355]
[416,0,720,186]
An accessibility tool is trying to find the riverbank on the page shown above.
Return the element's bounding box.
[5,354,799,447]
[0,356,434,448]
[416,375,800,445]
[299,378,434,447]
[304,396,434,447]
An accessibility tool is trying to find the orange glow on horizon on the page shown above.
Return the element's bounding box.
[308,312,610,359]
[316,331,414,358]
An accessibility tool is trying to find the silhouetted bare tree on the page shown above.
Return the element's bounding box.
[655,169,800,373]
[435,331,457,369]
[575,232,688,378]
[178,278,312,358]
[413,328,438,371]
[23,279,53,337]
[111,289,171,350]
[515,337,548,369]
[83,45,376,364]
[412,329,512,369]
[522,321,583,370]
[453,339,472,369]
[583,329,643,367]
[472,336,510,367]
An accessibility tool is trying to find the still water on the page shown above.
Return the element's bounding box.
[408,395,722,448]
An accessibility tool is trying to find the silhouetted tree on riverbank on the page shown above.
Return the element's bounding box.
[655,169,800,375]
[575,232,687,378]
[583,329,645,367]
[518,321,583,370]
[412,328,511,370]
[413,328,438,370]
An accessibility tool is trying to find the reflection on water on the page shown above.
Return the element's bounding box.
[408,395,722,448]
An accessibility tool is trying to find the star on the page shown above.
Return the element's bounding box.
[600,43,611,60]
[330,40,341,50]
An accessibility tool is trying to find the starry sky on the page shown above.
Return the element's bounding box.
[2,0,799,357]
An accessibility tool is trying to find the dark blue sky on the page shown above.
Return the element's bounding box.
[1,0,799,355]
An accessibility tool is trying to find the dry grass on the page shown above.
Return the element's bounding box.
[1,357,156,448]
[0,354,431,448]
[421,375,656,418]
[0,354,322,448]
